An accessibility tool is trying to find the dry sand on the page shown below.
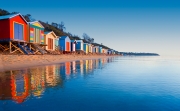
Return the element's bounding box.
[0,54,115,72]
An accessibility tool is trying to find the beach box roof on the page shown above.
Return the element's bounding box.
[0,13,28,23]
[28,21,44,30]
[60,36,70,40]
[44,31,58,38]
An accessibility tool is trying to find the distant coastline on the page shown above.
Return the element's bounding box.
[120,52,159,56]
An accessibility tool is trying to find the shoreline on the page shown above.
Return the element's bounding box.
[0,54,116,72]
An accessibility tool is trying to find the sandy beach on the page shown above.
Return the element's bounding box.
[0,54,115,72]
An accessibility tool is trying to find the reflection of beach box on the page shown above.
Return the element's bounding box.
[72,61,76,74]
[11,70,30,103]
[66,62,71,75]
[45,65,58,86]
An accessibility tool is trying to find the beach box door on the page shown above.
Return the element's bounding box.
[48,38,53,50]
[73,43,75,51]
[66,42,70,51]
[51,39,53,50]
[48,38,50,49]
[14,23,23,40]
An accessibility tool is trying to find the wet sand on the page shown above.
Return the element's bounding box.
[0,54,114,72]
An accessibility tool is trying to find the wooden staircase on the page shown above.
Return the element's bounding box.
[31,43,47,55]
[17,44,34,55]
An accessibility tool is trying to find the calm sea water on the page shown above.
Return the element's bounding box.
[0,56,180,111]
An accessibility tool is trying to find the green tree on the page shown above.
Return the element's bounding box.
[58,21,66,31]
[0,9,10,16]
[23,14,35,22]
[82,33,94,43]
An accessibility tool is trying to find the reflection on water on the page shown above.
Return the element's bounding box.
[2,56,179,111]
[0,58,114,104]
[0,70,30,104]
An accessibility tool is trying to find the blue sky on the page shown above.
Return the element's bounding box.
[0,0,180,55]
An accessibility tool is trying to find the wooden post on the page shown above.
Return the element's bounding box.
[10,70,13,75]
[29,44,31,50]
[9,41,12,53]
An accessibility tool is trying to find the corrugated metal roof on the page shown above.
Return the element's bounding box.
[44,31,58,38]
[76,40,83,42]
[0,13,18,20]
[83,39,89,43]
[0,13,28,24]
[60,36,69,40]
[44,31,52,34]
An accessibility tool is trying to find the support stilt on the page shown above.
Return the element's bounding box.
[9,41,12,53]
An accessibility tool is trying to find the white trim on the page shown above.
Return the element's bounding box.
[44,31,58,38]
[76,40,83,42]
[28,21,44,28]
